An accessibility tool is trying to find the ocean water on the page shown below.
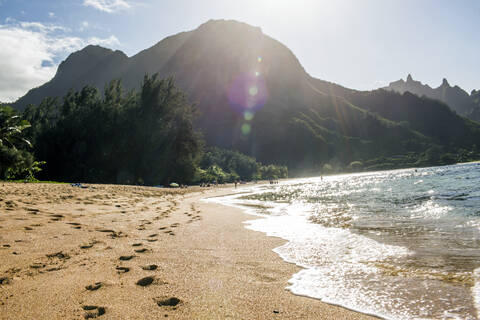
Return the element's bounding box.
[208,162,480,320]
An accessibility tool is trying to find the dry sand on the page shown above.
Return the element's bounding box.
[0,182,377,319]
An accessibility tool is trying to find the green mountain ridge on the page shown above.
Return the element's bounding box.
[12,19,480,173]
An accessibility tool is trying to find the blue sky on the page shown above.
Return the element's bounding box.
[0,0,479,102]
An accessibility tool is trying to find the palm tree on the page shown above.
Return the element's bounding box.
[0,106,31,149]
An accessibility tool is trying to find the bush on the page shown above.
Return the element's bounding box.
[348,161,363,171]
[322,163,333,174]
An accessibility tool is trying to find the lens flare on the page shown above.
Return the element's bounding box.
[249,86,258,96]
[244,111,254,121]
[257,56,262,62]
[227,72,268,114]
[241,123,251,135]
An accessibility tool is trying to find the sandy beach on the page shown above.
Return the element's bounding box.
[0,182,376,319]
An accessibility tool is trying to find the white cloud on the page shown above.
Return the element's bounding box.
[79,21,90,32]
[88,35,120,46]
[0,21,121,102]
[83,0,132,13]
[48,12,55,18]
[20,21,68,32]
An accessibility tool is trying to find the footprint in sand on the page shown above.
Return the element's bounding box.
[25,208,39,215]
[0,277,11,285]
[30,262,46,269]
[136,276,154,286]
[132,243,142,247]
[85,282,102,291]
[154,297,181,307]
[134,248,148,253]
[119,255,134,261]
[96,229,115,233]
[82,305,106,319]
[80,242,97,249]
[115,266,130,274]
[67,222,81,229]
[141,264,157,271]
[46,251,70,260]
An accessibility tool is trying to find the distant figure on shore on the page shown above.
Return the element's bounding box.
[235,181,238,188]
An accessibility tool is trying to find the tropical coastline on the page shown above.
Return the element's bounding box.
[0,182,376,319]
[211,163,480,320]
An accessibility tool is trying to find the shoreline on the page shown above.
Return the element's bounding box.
[0,182,376,319]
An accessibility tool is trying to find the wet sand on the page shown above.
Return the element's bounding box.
[0,182,376,319]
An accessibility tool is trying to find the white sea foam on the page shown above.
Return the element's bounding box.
[242,202,413,320]
[473,268,480,319]
[207,189,412,319]
[205,163,480,319]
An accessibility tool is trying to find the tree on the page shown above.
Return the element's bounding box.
[0,106,41,180]
[22,75,203,185]
[0,106,31,149]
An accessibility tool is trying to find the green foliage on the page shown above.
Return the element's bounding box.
[259,164,288,180]
[23,75,203,185]
[348,161,363,171]
[0,106,31,149]
[197,147,287,183]
[322,163,333,174]
[200,147,259,181]
[0,106,42,180]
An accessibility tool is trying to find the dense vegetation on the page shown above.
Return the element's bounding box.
[20,75,201,184]
[1,75,287,184]
[0,105,42,180]
[197,147,287,183]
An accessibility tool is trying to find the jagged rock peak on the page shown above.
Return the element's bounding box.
[406,74,413,82]
[441,78,450,87]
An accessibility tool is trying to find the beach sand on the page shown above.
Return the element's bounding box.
[0,182,376,319]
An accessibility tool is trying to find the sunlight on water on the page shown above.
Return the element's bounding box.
[208,162,480,319]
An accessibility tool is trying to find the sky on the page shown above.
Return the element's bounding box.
[0,0,479,102]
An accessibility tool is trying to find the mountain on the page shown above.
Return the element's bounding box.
[13,19,480,172]
[384,74,480,121]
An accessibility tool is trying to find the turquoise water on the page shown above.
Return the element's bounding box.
[211,162,480,319]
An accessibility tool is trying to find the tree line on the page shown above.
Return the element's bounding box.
[0,75,287,184]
